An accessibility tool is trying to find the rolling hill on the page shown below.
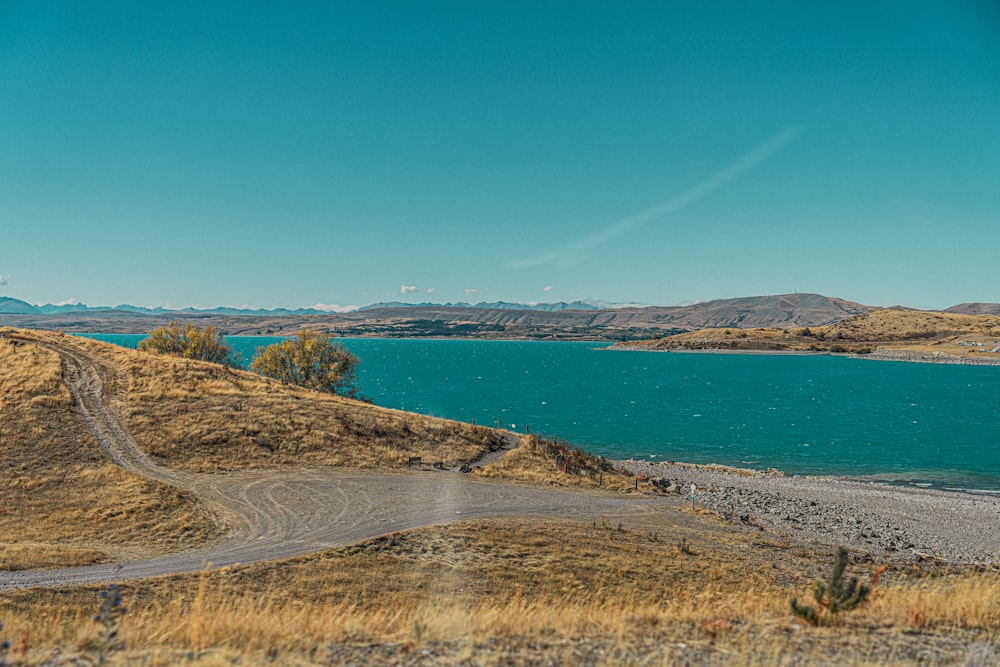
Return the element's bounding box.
[615,308,1000,362]
[0,293,874,339]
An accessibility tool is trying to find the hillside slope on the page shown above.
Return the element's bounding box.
[0,328,509,569]
[0,331,218,569]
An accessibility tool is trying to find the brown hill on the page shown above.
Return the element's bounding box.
[0,328,503,569]
[616,308,1000,360]
[822,308,1000,342]
[944,302,1000,316]
[1,327,633,571]
[0,293,873,339]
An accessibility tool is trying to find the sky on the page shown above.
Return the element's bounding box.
[1,1,998,311]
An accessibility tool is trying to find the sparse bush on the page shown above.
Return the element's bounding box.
[791,546,870,625]
[0,622,9,666]
[139,321,235,365]
[92,583,127,664]
[251,330,365,399]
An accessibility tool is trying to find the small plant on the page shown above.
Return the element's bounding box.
[0,622,10,667]
[92,583,127,664]
[678,537,694,555]
[791,546,870,625]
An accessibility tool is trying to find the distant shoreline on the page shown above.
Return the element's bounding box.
[852,350,1000,366]
[612,343,1000,366]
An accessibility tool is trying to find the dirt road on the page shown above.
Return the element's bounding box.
[1,337,668,590]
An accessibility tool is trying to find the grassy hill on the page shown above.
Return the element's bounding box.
[616,308,1000,360]
[0,328,628,570]
[0,332,218,570]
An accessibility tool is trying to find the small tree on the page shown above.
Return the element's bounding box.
[251,330,363,398]
[791,546,871,625]
[139,321,234,365]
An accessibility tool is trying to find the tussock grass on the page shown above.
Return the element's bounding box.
[475,434,649,492]
[0,331,218,568]
[1,519,997,664]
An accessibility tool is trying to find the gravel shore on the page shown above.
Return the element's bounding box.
[615,459,1000,565]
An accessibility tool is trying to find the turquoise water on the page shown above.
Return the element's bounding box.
[81,335,1000,492]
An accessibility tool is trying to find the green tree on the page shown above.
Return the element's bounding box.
[138,321,234,365]
[251,330,363,398]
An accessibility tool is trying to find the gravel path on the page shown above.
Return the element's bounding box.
[0,336,665,591]
[616,459,1000,565]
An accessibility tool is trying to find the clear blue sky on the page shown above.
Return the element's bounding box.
[1,1,998,311]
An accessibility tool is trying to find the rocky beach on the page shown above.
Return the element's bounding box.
[616,459,1000,565]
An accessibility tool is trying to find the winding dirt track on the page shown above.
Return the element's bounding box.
[1,338,668,591]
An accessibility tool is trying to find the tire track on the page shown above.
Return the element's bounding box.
[1,336,666,591]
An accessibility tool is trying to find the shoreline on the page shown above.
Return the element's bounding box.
[614,458,1000,565]
[612,343,1000,366]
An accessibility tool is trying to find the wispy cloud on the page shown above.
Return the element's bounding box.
[464,288,479,296]
[426,287,436,294]
[504,126,802,270]
[0,274,9,286]
[400,284,418,294]
[543,285,553,292]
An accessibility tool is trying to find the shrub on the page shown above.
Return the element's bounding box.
[0,622,9,666]
[791,546,870,625]
[139,321,235,365]
[251,330,365,399]
[93,583,127,664]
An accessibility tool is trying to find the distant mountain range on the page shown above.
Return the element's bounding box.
[355,300,610,312]
[1,293,996,340]
[0,297,346,316]
[0,296,610,316]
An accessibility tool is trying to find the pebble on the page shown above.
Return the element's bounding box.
[616,459,1000,565]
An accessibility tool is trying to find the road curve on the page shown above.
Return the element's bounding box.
[1,336,667,591]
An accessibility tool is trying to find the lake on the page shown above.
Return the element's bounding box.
[81,335,1000,493]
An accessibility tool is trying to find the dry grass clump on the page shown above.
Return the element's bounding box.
[0,331,218,569]
[1,518,997,665]
[474,434,646,492]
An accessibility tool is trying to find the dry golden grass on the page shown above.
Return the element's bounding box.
[3,326,998,664]
[2,328,508,474]
[621,309,1000,360]
[475,434,651,493]
[72,335,504,472]
[1,518,996,665]
[0,331,218,569]
[823,309,1000,342]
